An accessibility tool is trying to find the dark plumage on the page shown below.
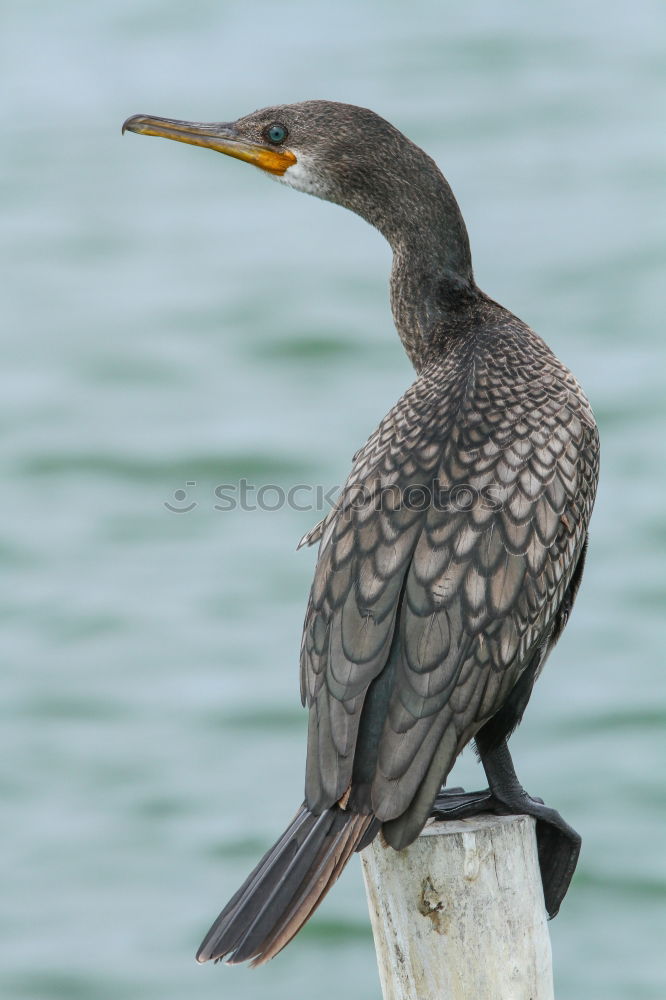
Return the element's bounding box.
[123,101,599,966]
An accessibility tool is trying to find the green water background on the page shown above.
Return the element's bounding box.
[3,2,665,997]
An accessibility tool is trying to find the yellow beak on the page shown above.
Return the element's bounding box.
[122,114,296,176]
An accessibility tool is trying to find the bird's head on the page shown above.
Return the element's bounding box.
[122,100,445,246]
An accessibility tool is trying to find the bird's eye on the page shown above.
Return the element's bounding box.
[264,123,288,145]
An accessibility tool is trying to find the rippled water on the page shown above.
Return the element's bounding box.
[3,2,665,998]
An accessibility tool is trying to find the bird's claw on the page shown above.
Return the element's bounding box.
[430,784,580,919]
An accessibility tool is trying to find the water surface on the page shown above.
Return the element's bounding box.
[2,2,665,998]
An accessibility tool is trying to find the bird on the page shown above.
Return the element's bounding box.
[123,101,599,967]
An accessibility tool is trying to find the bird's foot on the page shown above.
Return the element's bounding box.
[431,786,497,819]
[430,785,580,919]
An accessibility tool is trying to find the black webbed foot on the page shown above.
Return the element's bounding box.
[431,786,496,819]
[430,780,581,919]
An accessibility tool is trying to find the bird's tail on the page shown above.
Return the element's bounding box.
[196,803,379,966]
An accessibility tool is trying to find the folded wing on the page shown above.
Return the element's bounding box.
[300,333,599,842]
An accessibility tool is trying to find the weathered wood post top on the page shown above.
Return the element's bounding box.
[361,813,554,1000]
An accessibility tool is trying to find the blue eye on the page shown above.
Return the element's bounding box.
[265,123,288,144]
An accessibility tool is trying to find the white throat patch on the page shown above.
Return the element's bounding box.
[274,154,328,198]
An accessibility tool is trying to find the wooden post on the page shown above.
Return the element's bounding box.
[361,814,553,1000]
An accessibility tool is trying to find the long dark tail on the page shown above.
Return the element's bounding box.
[196,803,379,966]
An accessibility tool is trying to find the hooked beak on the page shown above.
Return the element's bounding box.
[122,114,296,176]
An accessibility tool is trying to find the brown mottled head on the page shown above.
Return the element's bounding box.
[123,100,470,275]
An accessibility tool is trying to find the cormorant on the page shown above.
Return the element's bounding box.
[123,101,599,967]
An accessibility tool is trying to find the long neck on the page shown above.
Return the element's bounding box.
[387,170,478,371]
[346,149,479,371]
[389,238,478,371]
